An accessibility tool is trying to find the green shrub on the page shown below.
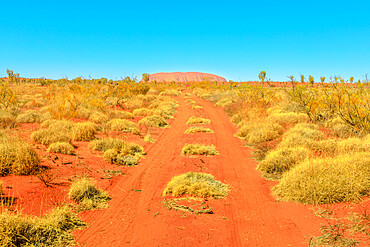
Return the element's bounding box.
[163,172,228,198]
[186,116,211,125]
[272,152,370,204]
[181,144,219,156]
[68,178,111,211]
[138,115,169,128]
[47,142,75,155]
[0,206,86,247]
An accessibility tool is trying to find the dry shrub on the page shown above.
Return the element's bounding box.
[133,108,154,117]
[337,137,370,154]
[267,112,309,126]
[47,142,75,155]
[163,172,228,198]
[16,110,46,123]
[278,123,323,149]
[257,147,312,179]
[138,115,169,128]
[186,99,197,104]
[31,129,72,145]
[159,89,181,96]
[109,110,134,119]
[106,119,140,134]
[144,134,155,143]
[72,122,97,141]
[181,144,219,156]
[184,92,192,97]
[185,126,214,134]
[68,178,111,211]
[89,138,126,151]
[75,107,92,119]
[272,152,370,204]
[88,111,109,124]
[150,98,178,119]
[326,117,357,138]
[186,116,211,125]
[0,135,40,176]
[103,150,139,166]
[235,122,283,143]
[125,98,144,110]
[0,111,16,129]
[215,98,233,107]
[0,206,86,247]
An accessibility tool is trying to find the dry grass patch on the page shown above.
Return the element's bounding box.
[88,111,109,124]
[69,178,111,211]
[0,111,16,129]
[47,142,75,155]
[138,115,169,128]
[106,119,140,134]
[103,150,139,166]
[278,123,323,149]
[31,129,72,145]
[186,116,211,125]
[272,152,370,204]
[267,112,309,126]
[185,126,214,134]
[89,138,125,151]
[215,98,234,108]
[257,147,312,180]
[133,108,154,117]
[72,122,97,141]
[163,172,228,198]
[235,122,283,143]
[144,134,155,143]
[109,110,134,119]
[0,206,86,247]
[0,180,3,195]
[181,144,219,156]
[337,137,370,154]
[16,110,48,123]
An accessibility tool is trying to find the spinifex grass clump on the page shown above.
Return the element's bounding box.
[138,115,169,128]
[272,152,370,204]
[69,178,111,211]
[257,146,312,180]
[89,138,126,151]
[185,126,214,134]
[235,121,283,143]
[133,108,154,117]
[163,172,228,198]
[0,134,40,176]
[0,110,16,129]
[16,110,47,123]
[71,122,97,141]
[0,206,86,247]
[109,110,134,119]
[47,142,75,155]
[181,144,219,156]
[106,119,140,134]
[267,112,309,126]
[278,123,323,149]
[186,116,211,125]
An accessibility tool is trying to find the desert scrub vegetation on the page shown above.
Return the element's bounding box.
[144,134,155,143]
[277,123,323,149]
[235,121,283,143]
[0,110,16,129]
[109,110,134,119]
[185,126,214,134]
[47,142,75,155]
[267,112,309,126]
[163,172,228,198]
[272,152,370,204]
[106,119,140,134]
[0,134,40,175]
[69,178,111,211]
[138,115,169,128]
[0,206,86,247]
[89,138,126,151]
[181,144,219,156]
[186,116,211,125]
[133,108,154,117]
[16,110,50,123]
[257,146,312,180]
[71,122,98,141]
[0,180,3,195]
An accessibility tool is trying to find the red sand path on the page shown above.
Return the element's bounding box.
[75,95,323,246]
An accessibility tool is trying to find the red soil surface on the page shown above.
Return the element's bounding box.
[149,72,227,83]
[1,94,368,246]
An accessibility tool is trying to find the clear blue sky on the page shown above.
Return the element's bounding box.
[1,0,369,82]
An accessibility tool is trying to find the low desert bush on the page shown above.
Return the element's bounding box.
[0,111,16,129]
[181,144,219,156]
[186,116,211,125]
[125,98,144,110]
[159,89,181,96]
[336,137,370,154]
[278,123,323,149]
[138,115,168,128]
[0,206,86,247]
[89,138,126,151]
[16,110,45,123]
[133,108,154,117]
[106,119,140,134]
[109,110,134,119]
[144,134,155,143]
[215,98,233,108]
[103,150,139,166]
[88,111,109,124]
[267,112,309,126]
[75,107,92,119]
[163,172,228,198]
[47,142,75,155]
[0,135,40,175]
[192,105,203,109]
[68,178,111,211]
[326,117,357,138]
[272,152,370,204]
[257,147,312,179]
[185,126,214,134]
[235,122,283,143]
[72,122,97,141]
[31,128,72,145]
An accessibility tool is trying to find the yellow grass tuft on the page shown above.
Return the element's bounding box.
[267,112,309,126]
[186,116,211,125]
[47,142,75,155]
[185,126,214,134]
[144,134,155,143]
[16,110,48,123]
[215,98,233,107]
[0,111,16,129]
[31,128,72,145]
[106,119,140,134]
[235,122,283,143]
[109,110,134,119]
[88,111,109,124]
[272,152,370,204]
[278,123,323,149]
[336,137,370,154]
[0,180,3,195]
[181,144,219,156]
[133,108,154,117]
[72,122,98,141]
[163,172,228,198]
[89,138,126,151]
[69,178,111,211]
[138,115,169,128]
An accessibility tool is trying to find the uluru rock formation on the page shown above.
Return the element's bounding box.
[148,72,227,83]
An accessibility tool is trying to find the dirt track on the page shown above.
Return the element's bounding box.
[75,95,322,246]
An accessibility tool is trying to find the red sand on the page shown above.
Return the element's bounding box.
[1,94,368,246]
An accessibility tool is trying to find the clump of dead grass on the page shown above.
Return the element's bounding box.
[163,172,228,198]
[272,152,370,204]
[267,112,309,126]
[72,122,97,141]
[185,126,214,134]
[68,178,111,211]
[235,121,283,143]
[138,115,169,128]
[181,144,219,156]
[144,134,155,143]
[133,108,154,117]
[106,119,140,134]
[47,142,75,155]
[89,138,126,151]
[278,123,323,149]
[16,110,48,123]
[0,111,16,129]
[186,116,211,125]
[109,110,134,119]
